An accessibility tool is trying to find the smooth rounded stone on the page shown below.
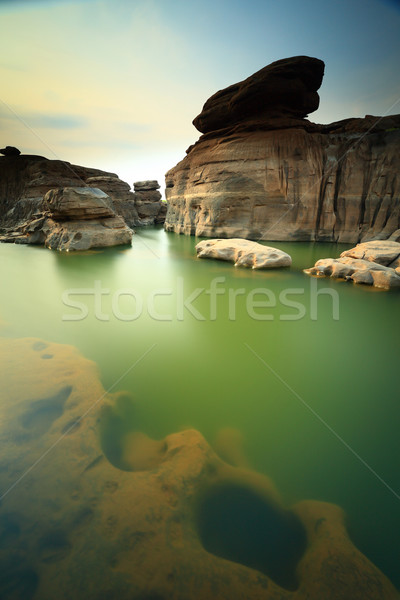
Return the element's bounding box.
[196,238,292,269]
[0,337,397,600]
[340,240,400,268]
[133,180,160,191]
[193,55,325,134]
[305,256,400,289]
[44,187,115,220]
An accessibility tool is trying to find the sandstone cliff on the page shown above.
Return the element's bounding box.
[164,56,400,243]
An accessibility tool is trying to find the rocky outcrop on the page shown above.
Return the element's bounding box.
[0,155,166,233]
[196,238,292,269]
[133,179,167,225]
[165,56,400,243]
[0,187,133,250]
[0,145,21,156]
[86,175,139,228]
[304,240,400,289]
[0,336,397,599]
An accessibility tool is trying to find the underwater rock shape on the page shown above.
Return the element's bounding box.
[0,336,397,599]
[196,238,292,268]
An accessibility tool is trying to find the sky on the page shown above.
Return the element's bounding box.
[0,0,400,195]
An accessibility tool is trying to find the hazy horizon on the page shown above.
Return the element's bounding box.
[1,0,400,193]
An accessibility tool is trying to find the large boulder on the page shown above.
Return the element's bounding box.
[0,155,141,230]
[193,56,324,134]
[0,187,133,251]
[164,57,400,244]
[196,238,292,269]
[339,239,400,268]
[304,240,400,289]
[44,186,115,220]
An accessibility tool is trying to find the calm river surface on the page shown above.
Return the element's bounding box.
[0,227,399,591]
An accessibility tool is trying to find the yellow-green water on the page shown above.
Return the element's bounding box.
[0,227,399,589]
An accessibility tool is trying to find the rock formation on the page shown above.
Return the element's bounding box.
[0,187,133,251]
[0,336,397,599]
[164,56,400,243]
[0,155,166,236]
[304,240,400,289]
[0,145,21,156]
[133,179,167,225]
[196,238,292,269]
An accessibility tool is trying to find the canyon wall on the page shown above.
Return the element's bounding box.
[165,56,400,243]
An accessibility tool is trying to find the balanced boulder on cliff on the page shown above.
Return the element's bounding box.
[165,56,400,243]
[193,56,324,134]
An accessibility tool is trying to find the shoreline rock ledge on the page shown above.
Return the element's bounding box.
[164,55,400,243]
[196,238,292,269]
[304,240,400,289]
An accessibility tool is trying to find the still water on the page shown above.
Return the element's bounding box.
[0,227,399,594]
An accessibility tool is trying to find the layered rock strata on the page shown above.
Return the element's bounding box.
[133,179,167,225]
[0,155,166,233]
[304,240,400,289]
[0,187,132,250]
[164,56,400,243]
[196,238,292,269]
[0,336,397,599]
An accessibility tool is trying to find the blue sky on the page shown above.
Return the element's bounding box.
[0,0,399,192]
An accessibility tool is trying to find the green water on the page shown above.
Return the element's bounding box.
[0,228,399,589]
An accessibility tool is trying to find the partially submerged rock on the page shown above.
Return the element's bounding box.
[0,155,166,233]
[304,240,400,289]
[196,238,292,268]
[0,336,397,599]
[0,187,133,251]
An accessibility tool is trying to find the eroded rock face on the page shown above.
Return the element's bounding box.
[0,155,143,231]
[304,240,400,289]
[0,187,133,250]
[165,56,400,243]
[0,337,397,599]
[133,179,166,225]
[196,238,292,269]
